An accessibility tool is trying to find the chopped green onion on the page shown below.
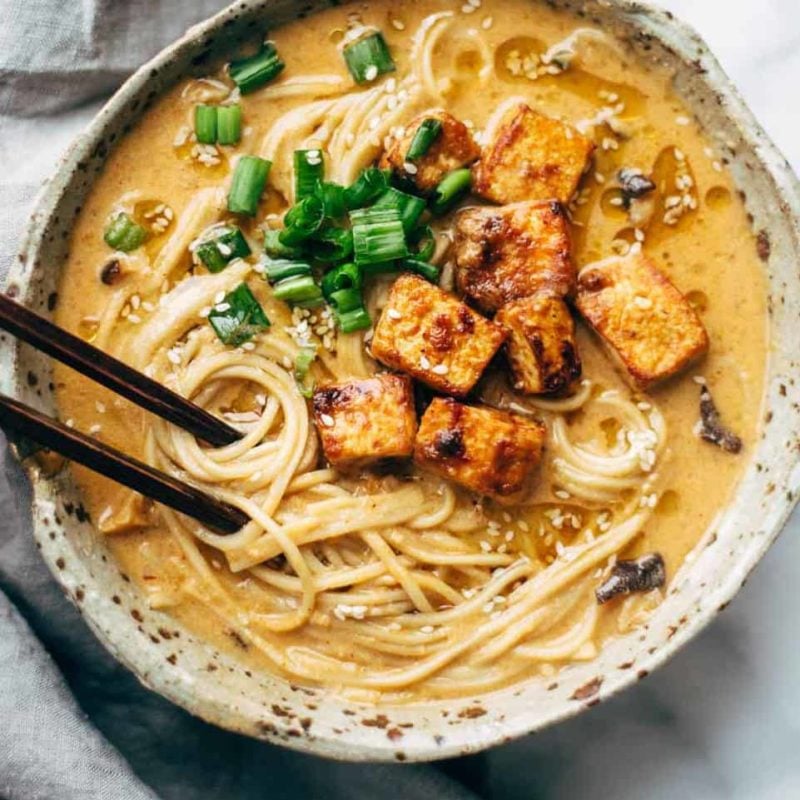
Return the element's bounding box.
[272,275,323,304]
[229,42,285,94]
[294,347,317,398]
[263,228,302,258]
[208,283,270,346]
[294,149,325,200]
[404,258,440,283]
[430,168,472,215]
[410,224,435,262]
[264,258,312,283]
[350,206,409,267]
[406,118,443,161]
[342,31,396,84]
[279,195,325,246]
[195,226,251,272]
[104,212,147,252]
[344,167,390,210]
[194,105,218,145]
[309,226,354,262]
[336,307,372,333]
[315,181,347,219]
[373,187,426,233]
[329,287,363,314]
[217,105,242,145]
[228,155,271,216]
[321,262,362,300]
[294,296,326,309]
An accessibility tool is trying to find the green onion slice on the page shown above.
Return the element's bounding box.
[315,181,347,220]
[410,224,436,262]
[350,206,409,267]
[229,42,285,94]
[104,212,147,253]
[279,195,325,246]
[328,287,363,314]
[321,262,362,301]
[430,168,472,215]
[373,187,426,233]
[217,105,242,145]
[263,228,302,258]
[342,31,396,84]
[404,258,440,283]
[228,155,272,216]
[309,226,354,262]
[406,118,443,161]
[344,167,390,210]
[294,347,317,398]
[195,226,251,273]
[272,275,323,304]
[294,149,325,200]
[263,258,312,283]
[208,283,270,346]
[336,307,372,333]
[194,105,218,145]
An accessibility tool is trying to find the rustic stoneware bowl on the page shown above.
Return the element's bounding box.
[2,0,799,763]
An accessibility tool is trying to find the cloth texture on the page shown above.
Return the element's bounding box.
[2,1,800,799]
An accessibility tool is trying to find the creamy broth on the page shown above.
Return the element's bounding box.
[52,0,766,702]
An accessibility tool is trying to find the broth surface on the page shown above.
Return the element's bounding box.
[53,0,767,701]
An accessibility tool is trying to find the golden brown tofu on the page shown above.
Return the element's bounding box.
[414,398,546,503]
[575,252,709,389]
[379,110,481,193]
[496,294,582,395]
[312,374,417,468]
[473,104,595,204]
[453,200,575,312]
[371,274,506,397]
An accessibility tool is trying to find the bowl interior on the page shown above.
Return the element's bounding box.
[2,0,800,762]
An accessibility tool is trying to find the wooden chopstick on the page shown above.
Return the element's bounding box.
[0,392,249,534]
[0,293,241,448]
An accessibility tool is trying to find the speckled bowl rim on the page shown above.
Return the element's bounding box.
[3,0,800,762]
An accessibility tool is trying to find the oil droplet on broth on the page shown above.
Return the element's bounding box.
[686,290,708,314]
[705,185,731,209]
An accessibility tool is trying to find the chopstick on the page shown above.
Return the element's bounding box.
[0,293,241,448]
[0,392,249,534]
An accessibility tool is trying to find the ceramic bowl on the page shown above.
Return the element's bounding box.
[2,0,799,763]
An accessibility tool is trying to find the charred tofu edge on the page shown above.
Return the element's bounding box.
[496,294,582,395]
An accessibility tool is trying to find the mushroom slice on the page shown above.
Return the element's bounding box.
[595,552,666,604]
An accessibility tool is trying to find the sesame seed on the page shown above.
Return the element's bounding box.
[364,65,379,81]
[479,540,492,552]
[420,625,435,633]
[319,413,335,427]
[419,355,431,370]
[387,308,402,320]
[554,490,571,500]
[391,18,405,30]
[127,314,141,324]
[431,363,449,375]
[482,15,493,29]
[88,424,102,435]
[676,115,690,126]
[95,402,106,413]
[404,162,418,175]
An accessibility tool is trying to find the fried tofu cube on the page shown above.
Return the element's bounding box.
[496,294,582,395]
[575,252,709,389]
[414,398,546,503]
[472,104,595,204]
[371,274,506,397]
[379,110,481,193]
[453,200,575,312]
[312,374,417,468]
